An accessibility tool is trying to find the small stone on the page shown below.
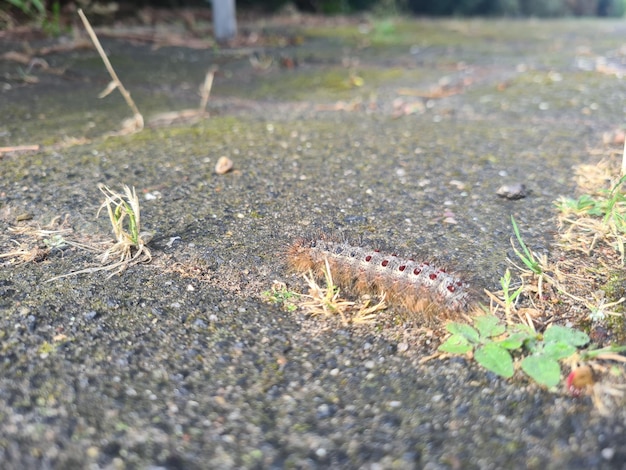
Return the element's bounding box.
[449,179,466,190]
[316,404,331,419]
[397,342,409,352]
[497,183,527,200]
[83,311,98,321]
[215,156,234,175]
[601,448,615,460]
[86,446,100,458]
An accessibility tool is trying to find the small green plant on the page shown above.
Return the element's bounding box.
[42,0,62,36]
[97,184,152,271]
[520,325,590,387]
[557,176,626,224]
[511,216,542,275]
[509,216,565,301]
[439,315,590,388]
[263,282,299,312]
[499,268,523,323]
[557,174,626,262]
[45,184,152,281]
[5,0,45,18]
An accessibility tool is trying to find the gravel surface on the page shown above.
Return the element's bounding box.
[1,15,626,469]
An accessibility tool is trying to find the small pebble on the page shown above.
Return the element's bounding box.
[497,183,527,200]
[602,448,615,460]
[83,311,98,321]
[215,156,234,174]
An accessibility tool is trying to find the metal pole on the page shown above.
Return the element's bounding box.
[212,0,237,42]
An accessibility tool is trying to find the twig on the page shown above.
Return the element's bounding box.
[622,131,626,176]
[199,66,218,113]
[78,8,143,133]
[0,145,40,155]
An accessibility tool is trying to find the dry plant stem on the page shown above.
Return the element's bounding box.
[78,8,144,131]
[0,145,40,155]
[199,67,217,112]
[622,135,626,177]
[484,287,536,329]
[299,258,386,326]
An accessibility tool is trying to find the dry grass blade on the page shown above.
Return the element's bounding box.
[299,258,386,326]
[147,67,216,128]
[0,240,48,264]
[351,293,387,325]
[1,216,104,265]
[199,66,217,113]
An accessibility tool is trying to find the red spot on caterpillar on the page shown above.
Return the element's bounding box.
[399,265,406,271]
[413,268,421,275]
[429,273,437,280]
[365,255,372,262]
[381,260,389,267]
[447,285,455,292]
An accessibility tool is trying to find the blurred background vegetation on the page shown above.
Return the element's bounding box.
[1,0,625,31]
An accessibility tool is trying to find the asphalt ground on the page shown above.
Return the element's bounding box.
[1,15,626,469]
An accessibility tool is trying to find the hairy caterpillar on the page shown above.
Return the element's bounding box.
[287,236,473,322]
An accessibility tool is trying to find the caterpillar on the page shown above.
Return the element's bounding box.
[287,236,473,323]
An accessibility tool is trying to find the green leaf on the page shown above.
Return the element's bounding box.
[511,216,542,275]
[496,331,530,350]
[575,195,602,215]
[543,341,577,361]
[438,335,473,355]
[474,343,514,378]
[446,323,480,343]
[543,325,589,347]
[474,315,505,338]
[520,355,561,388]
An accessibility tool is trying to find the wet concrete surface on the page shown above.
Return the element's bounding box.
[1,16,626,469]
